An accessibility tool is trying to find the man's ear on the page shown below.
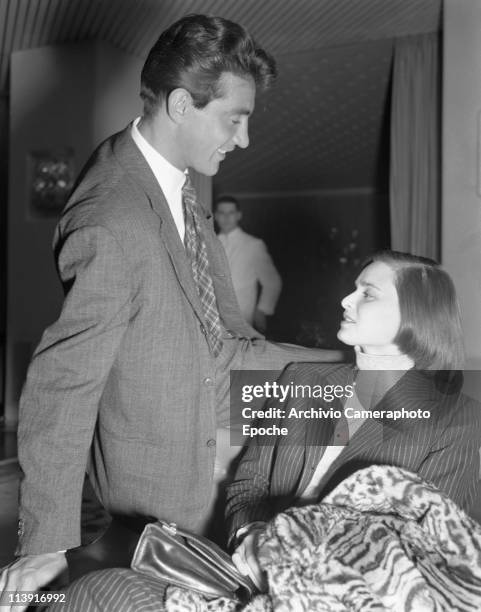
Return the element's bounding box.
[167,88,193,123]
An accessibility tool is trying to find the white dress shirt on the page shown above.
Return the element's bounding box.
[131,117,186,242]
[300,391,370,502]
[218,227,282,324]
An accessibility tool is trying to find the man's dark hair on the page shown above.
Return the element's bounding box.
[213,195,240,212]
[140,14,277,116]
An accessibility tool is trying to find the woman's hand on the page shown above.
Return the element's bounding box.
[232,526,268,592]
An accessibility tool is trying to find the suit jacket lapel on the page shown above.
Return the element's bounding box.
[111,128,207,324]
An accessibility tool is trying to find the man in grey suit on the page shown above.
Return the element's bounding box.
[0,14,341,604]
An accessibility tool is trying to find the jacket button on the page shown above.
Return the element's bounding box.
[206,439,216,447]
[203,377,213,386]
[200,324,207,335]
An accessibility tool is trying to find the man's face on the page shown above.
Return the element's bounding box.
[214,202,242,234]
[179,72,256,176]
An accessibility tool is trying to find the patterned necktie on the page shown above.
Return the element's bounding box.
[182,174,223,357]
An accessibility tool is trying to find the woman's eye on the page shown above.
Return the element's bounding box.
[231,118,241,125]
[363,290,373,299]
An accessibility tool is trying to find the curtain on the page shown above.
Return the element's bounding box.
[390,33,441,260]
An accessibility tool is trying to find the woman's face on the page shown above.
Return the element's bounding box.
[337,261,402,355]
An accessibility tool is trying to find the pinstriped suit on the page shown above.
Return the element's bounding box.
[16,126,336,556]
[226,362,481,542]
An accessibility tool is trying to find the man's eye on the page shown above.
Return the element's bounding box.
[363,291,373,298]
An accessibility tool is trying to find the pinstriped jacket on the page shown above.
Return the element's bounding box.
[226,362,481,542]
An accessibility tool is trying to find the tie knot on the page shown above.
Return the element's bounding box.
[182,173,196,203]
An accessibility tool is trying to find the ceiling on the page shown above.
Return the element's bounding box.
[0,0,442,191]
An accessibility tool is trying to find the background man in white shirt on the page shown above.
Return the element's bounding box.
[215,195,282,333]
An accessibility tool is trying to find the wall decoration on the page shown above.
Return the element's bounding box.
[28,149,75,219]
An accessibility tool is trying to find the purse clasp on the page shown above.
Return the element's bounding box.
[163,522,178,535]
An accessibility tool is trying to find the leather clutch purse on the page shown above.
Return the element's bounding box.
[131,520,257,601]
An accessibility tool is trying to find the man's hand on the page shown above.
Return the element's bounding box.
[232,528,267,592]
[0,552,67,612]
[253,309,267,334]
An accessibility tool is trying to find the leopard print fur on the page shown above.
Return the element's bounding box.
[258,465,481,611]
[164,466,481,611]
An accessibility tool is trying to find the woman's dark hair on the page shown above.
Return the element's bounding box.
[365,250,465,370]
[140,14,277,116]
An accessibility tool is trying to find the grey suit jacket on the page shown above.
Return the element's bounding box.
[226,362,481,542]
[16,127,327,554]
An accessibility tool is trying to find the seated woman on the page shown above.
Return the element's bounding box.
[49,251,481,611]
[226,250,481,589]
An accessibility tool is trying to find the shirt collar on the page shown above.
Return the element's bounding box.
[131,117,186,202]
[219,226,242,242]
